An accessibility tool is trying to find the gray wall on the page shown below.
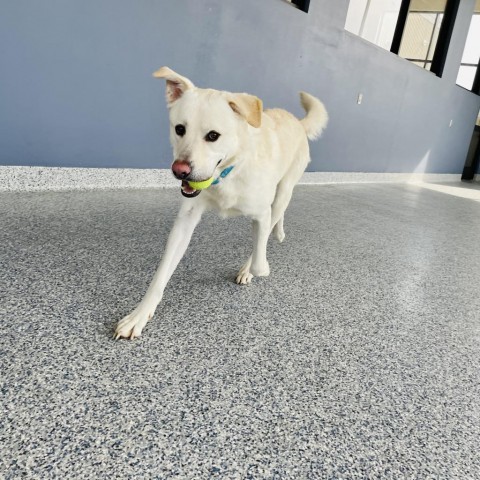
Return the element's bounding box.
[1,0,479,173]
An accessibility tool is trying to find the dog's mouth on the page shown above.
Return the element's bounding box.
[181,180,201,198]
[179,161,223,198]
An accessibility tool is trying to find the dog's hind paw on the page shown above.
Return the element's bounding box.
[115,308,153,340]
[274,218,285,243]
[274,225,285,243]
[275,228,285,243]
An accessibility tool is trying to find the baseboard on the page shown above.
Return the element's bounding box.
[0,166,470,192]
[0,166,178,192]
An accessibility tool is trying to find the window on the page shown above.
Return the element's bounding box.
[456,1,480,94]
[345,0,460,77]
[397,2,446,70]
[345,0,403,51]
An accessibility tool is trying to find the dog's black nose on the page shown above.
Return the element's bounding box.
[172,160,191,180]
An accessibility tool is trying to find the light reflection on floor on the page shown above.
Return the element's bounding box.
[408,181,480,202]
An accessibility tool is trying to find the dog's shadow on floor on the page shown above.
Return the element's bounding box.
[99,266,250,339]
[90,214,256,338]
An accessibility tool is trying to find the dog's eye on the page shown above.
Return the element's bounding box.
[205,131,220,142]
[175,125,186,136]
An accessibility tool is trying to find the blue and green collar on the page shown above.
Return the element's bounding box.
[212,165,234,185]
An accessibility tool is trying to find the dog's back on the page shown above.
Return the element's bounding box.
[257,92,328,190]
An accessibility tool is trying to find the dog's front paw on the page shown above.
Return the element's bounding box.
[236,269,254,285]
[236,258,270,284]
[115,308,153,340]
[236,258,253,285]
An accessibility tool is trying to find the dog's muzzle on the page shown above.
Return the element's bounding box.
[181,180,201,198]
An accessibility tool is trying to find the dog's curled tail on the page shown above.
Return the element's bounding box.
[299,92,329,141]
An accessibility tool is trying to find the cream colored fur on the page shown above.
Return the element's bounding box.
[115,67,328,339]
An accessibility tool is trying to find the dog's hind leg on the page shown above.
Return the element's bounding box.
[270,182,294,239]
[273,215,285,243]
[271,147,310,243]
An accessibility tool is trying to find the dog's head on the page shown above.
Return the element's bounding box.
[153,67,262,198]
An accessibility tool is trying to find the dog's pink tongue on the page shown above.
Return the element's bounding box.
[182,181,196,194]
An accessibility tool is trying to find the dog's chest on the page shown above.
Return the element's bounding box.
[204,185,259,218]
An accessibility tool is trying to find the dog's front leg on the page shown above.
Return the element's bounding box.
[115,201,204,339]
[251,209,271,276]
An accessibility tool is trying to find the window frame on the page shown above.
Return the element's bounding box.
[390,0,461,77]
[473,65,480,95]
[291,0,310,13]
[457,12,480,95]
[397,11,444,70]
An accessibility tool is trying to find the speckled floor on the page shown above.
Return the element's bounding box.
[1,184,480,479]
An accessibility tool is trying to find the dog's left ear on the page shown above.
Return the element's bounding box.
[229,94,263,128]
[152,66,195,106]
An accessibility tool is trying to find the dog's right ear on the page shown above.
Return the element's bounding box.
[152,66,195,106]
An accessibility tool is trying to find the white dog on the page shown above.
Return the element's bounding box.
[115,67,328,339]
